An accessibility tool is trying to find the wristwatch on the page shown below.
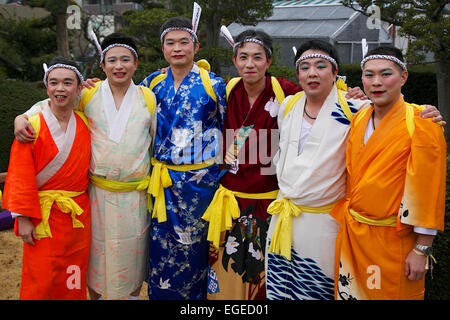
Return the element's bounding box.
[415,243,433,256]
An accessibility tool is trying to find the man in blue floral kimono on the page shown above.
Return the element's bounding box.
[140,16,226,299]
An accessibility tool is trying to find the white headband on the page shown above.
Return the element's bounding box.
[89,30,138,63]
[220,25,273,56]
[43,63,84,87]
[101,43,138,63]
[160,2,201,44]
[160,27,198,43]
[234,38,273,56]
[361,54,407,71]
[295,53,338,69]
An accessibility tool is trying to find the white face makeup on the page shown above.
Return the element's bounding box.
[101,46,138,86]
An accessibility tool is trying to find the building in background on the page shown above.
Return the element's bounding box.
[0,2,49,19]
[223,0,393,68]
[81,0,141,31]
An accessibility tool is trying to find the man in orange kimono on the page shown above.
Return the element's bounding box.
[2,57,91,300]
[331,46,446,300]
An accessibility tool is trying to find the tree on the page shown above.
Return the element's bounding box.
[120,7,178,62]
[341,0,450,140]
[166,0,274,73]
[21,0,71,58]
[124,0,274,74]
[169,0,274,48]
[0,11,56,81]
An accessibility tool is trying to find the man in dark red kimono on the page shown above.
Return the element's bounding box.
[204,29,300,300]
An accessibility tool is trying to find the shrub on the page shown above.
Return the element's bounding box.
[425,157,450,300]
[0,77,47,173]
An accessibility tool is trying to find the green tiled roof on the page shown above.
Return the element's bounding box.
[274,0,343,6]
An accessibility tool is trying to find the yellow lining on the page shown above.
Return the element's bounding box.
[226,77,242,100]
[199,67,217,102]
[149,60,218,102]
[28,114,41,144]
[226,76,285,105]
[149,74,167,90]
[283,91,304,117]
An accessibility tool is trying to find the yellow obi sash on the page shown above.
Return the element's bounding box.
[35,190,85,240]
[149,158,215,223]
[268,198,338,260]
[348,208,397,227]
[89,174,152,212]
[202,184,279,248]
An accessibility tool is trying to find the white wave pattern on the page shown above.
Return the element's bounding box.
[266,247,334,300]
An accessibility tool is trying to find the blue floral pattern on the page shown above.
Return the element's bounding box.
[140,64,226,299]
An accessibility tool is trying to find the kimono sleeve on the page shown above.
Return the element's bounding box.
[211,75,227,129]
[277,95,293,126]
[272,95,292,167]
[23,99,48,118]
[140,70,162,88]
[276,77,302,96]
[2,139,41,220]
[400,117,446,230]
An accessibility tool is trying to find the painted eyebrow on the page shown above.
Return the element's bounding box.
[300,59,328,65]
[165,37,191,41]
[238,51,265,56]
[364,68,394,73]
[106,54,133,59]
[48,77,75,81]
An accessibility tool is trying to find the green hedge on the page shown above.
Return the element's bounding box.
[425,157,450,299]
[0,77,47,173]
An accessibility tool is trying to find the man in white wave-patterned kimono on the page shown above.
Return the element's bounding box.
[265,40,369,300]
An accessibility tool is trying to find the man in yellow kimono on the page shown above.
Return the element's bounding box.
[331,46,446,300]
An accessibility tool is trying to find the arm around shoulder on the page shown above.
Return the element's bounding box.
[14,100,48,143]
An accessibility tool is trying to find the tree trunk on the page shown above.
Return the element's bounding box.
[434,60,450,144]
[204,11,222,74]
[56,13,70,58]
[205,13,220,48]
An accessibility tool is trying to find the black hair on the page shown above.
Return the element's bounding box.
[47,56,82,85]
[364,46,405,71]
[101,32,138,61]
[364,46,404,61]
[160,16,197,44]
[233,29,273,60]
[294,39,340,72]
